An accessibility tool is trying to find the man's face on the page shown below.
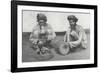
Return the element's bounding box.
[38,20,46,34]
[69,20,76,27]
[38,20,46,26]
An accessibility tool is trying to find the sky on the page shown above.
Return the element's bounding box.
[22,10,90,32]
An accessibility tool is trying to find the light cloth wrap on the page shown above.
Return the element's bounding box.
[64,25,87,49]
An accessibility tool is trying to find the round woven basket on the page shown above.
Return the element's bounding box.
[59,42,70,55]
[33,46,54,61]
[51,40,70,55]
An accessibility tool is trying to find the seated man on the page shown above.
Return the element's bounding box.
[64,15,87,51]
[29,13,56,55]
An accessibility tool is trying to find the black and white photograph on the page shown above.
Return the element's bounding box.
[22,11,90,62]
[11,1,97,72]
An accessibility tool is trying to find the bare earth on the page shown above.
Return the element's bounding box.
[22,32,90,62]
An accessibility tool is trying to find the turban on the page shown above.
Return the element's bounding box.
[67,15,78,22]
[37,13,47,22]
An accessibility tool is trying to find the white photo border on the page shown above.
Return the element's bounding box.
[17,5,94,68]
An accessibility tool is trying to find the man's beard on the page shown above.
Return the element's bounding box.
[39,23,47,35]
[39,23,47,27]
[70,25,76,30]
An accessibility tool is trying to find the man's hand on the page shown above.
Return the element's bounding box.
[38,41,44,45]
[70,31,77,36]
[47,35,53,41]
[69,42,76,48]
[32,40,38,45]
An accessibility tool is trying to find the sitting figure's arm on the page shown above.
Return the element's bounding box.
[29,27,39,44]
[46,25,56,41]
[69,30,83,48]
[64,30,70,42]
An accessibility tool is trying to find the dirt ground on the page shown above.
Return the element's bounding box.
[22,32,90,62]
